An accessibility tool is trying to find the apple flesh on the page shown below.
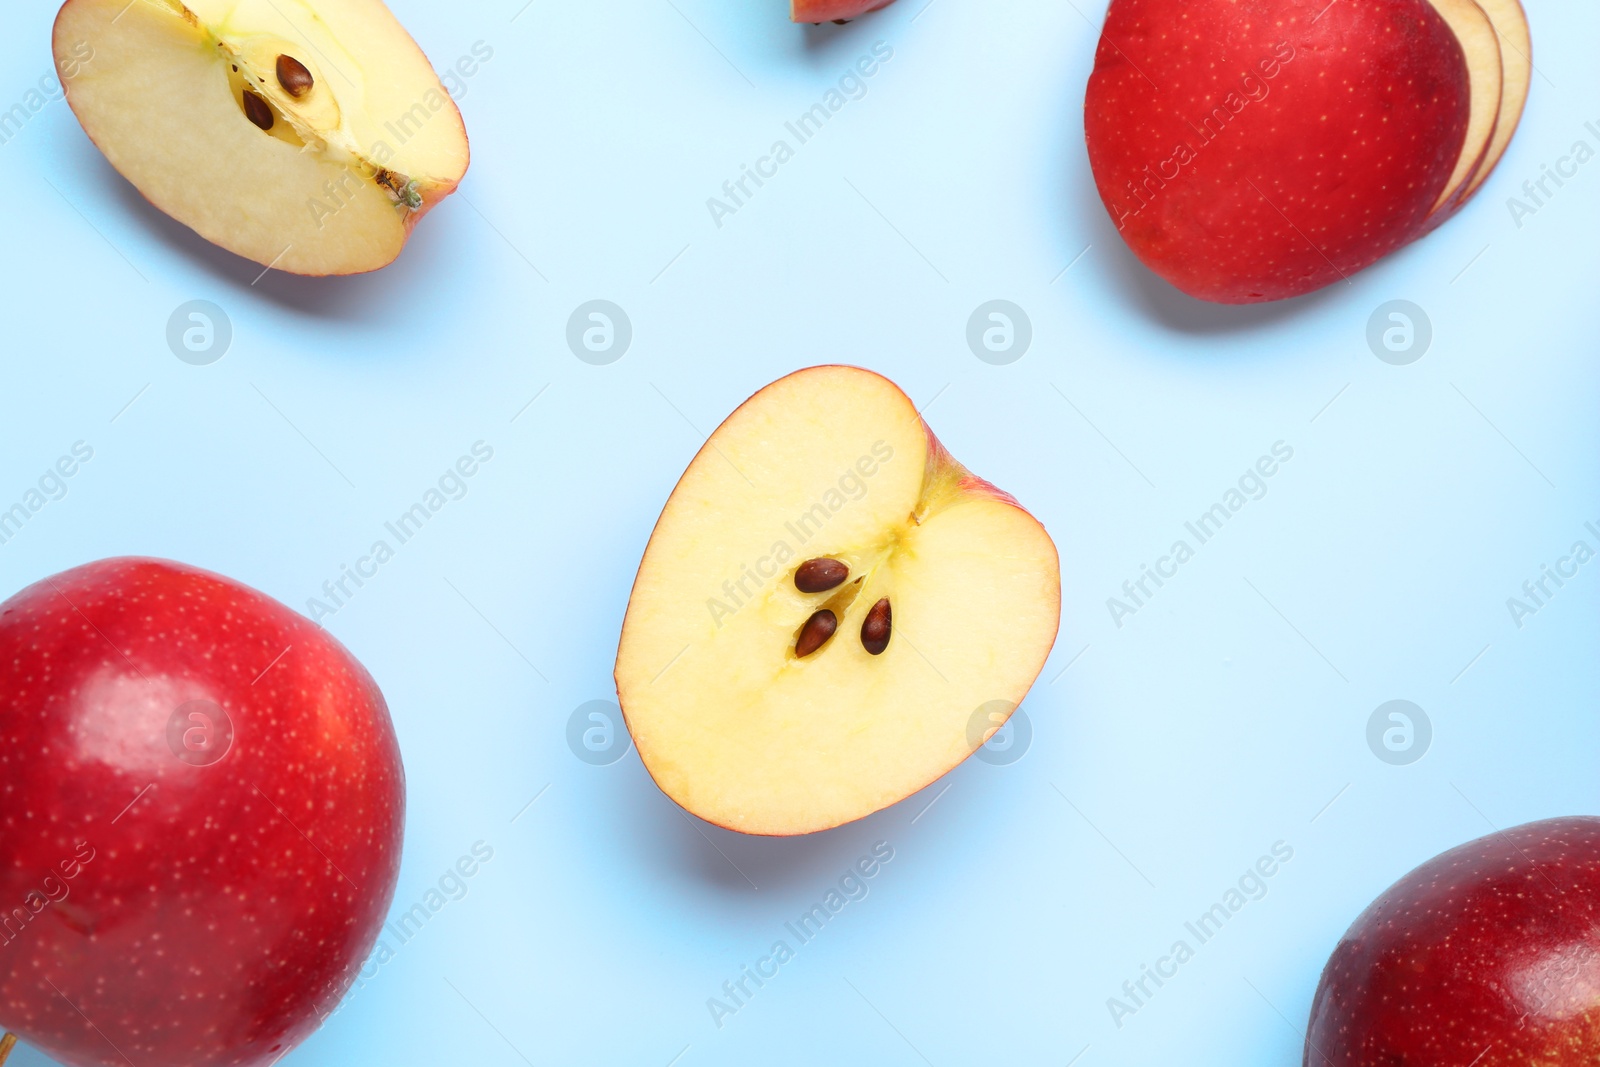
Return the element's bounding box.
[1084,0,1524,303]
[1425,0,1503,211]
[1443,0,1533,214]
[614,366,1061,836]
[0,558,404,1067]
[791,0,895,21]
[1306,816,1600,1066]
[53,0,469,276]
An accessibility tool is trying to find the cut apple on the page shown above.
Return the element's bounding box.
[1084,0,1531,303]
[791,0,895,22]
[1085,0,1473,303]
[53,0,469,276]
[614,366,1061,836]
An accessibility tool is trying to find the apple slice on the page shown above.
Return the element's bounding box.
[1460,0,1532,200]
[1423,0,1504,212]
[53,0,468,276]
[791,0,895,21]
[614,366,1061,836]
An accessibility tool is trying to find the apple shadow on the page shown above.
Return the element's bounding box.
[743,0,904,65]
[601,751,876,899]
[1062,143,1349,338]
[793,13,886,58]
[69,134,458,327]
[604,735,1009,905]
[773,1,1350,339]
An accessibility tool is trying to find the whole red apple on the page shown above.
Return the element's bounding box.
[1085,0,1474,303]
[1306,816,1600,1066]
[0,558,404,1067]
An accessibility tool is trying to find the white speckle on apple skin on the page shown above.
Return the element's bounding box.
[1308,816,1600,1065]
[0,557,405,1067]
[1084,0,1472,303]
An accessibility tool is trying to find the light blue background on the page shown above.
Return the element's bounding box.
[2,0,1598,1063]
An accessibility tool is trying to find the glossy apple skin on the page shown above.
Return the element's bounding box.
[1306,817,1600,1066]
[792,0,894,22]
[0,558,405,1067]
[1085,0,1471,303]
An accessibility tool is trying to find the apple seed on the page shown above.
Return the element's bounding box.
[860,597,891,655]
[276,54,314,97]
[794,558,848,593]
[242,90,274,131]
[795,609,837,658]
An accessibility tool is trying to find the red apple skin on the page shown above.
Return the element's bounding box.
[1085,0,1472,304]
[1306,816,1600,1066]
[791,0,894,22]
[0,558,405,1067]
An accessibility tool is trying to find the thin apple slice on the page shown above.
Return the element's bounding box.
[1460,0,1532,199]
[614,366,1061,836]
[1424,0,1503,213]
[53,0,468,275]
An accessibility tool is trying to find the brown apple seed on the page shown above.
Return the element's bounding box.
[795,609,838,658]
[860,597,891,655]
[276,55,314,97]
[242,90,274,131]
[794,558,848,593]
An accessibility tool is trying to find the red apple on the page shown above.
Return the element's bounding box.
[1306,816,1600,1066]
[0,558,404,1067]
[1085,0,1483,303]
[791,0,894,22]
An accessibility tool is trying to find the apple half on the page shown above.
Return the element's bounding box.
[614,366,1061,836]
[53,0,469,275]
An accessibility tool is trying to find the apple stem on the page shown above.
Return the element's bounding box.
[0,1032,16,1065]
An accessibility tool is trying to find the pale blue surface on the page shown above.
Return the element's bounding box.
[2,0,1598,1064]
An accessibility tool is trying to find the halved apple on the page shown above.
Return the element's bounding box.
[52,0,469,275]
[614,366,1061,836]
